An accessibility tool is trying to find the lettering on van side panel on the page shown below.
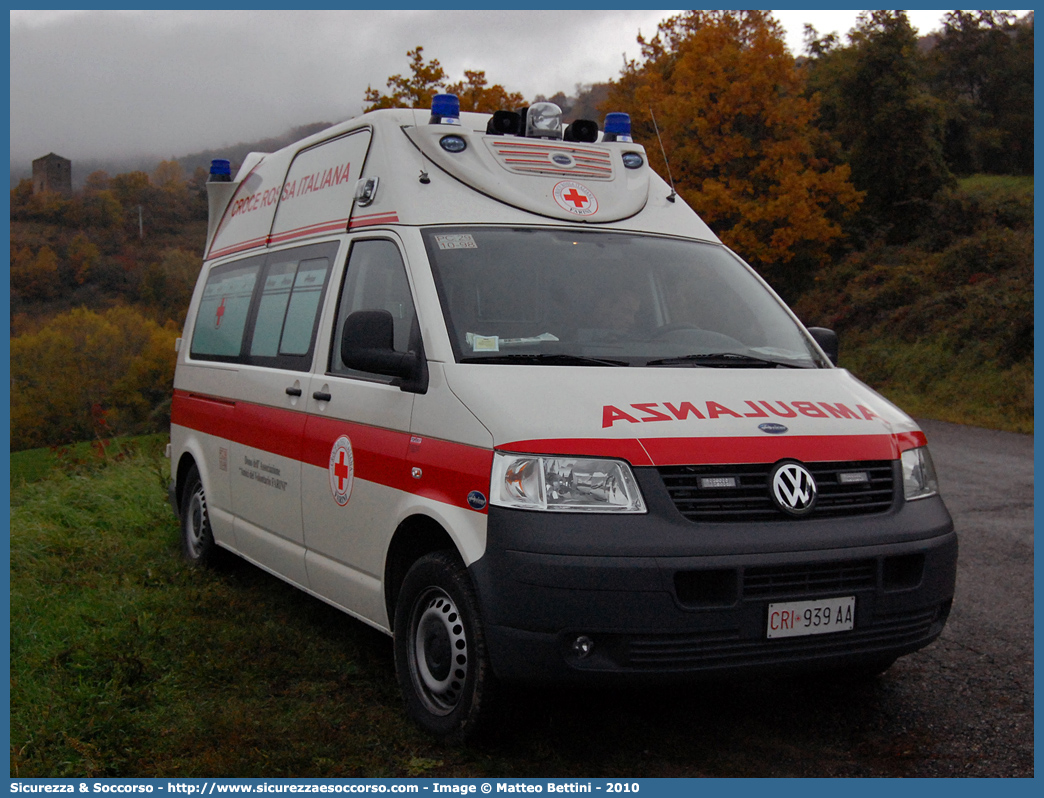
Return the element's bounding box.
[229,187,282,218]
[238,455,289,491]
[226,162,352,219]
[602,400,881,428]
[280,161,352,203]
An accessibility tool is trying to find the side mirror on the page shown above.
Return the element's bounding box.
[341,310,427,393]
[807,327,839,366]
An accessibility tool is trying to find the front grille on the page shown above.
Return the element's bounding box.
[621,606,938,671]
[659,460,896,523]
[744,560,877,599]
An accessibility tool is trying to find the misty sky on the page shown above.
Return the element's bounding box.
[10,9,998,167]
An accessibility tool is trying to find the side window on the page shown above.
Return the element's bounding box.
[190,258,262,359]
[250,260,298,357]
[330,239,418,377]
[249,256,331,358]
[189,242,335,369]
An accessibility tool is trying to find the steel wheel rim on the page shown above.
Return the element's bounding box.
[409,587,469,715]
[186,487,208,558]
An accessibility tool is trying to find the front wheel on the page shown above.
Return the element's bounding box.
[394,551,496,743]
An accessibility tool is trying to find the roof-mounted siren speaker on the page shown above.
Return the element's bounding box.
[205,158,237,253]
[487,110,523,136]
[602,113,633,143]
[429,94,461,125]
[563,119,599,143]
[520,102,563,139]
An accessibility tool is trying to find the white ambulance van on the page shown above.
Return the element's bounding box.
[169,95,957,741]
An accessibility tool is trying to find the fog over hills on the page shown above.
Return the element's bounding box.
[10,122,336,190]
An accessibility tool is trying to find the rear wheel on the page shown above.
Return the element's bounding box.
[394,551,495,743]
[180,465,219,566]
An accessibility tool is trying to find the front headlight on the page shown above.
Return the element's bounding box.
[490,452,646,513]
[901,446,940,501]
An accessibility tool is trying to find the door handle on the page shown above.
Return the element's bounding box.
[313,391,332,402]
[285,386,302,397]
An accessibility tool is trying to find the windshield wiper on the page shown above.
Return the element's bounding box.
[460,353,629,366]
[644,353,807,368]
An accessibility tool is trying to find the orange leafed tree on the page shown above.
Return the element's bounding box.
[445,69,526,113]
[364,47,525,113]
[607,10,862,297]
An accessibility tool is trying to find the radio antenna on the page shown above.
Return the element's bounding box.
[649,106,677,203]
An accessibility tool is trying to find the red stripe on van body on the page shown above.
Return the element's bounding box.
[302,418,493,512]
[349,212,400,229]
[302,415,412,491]
[172,390,492,512]
[208,235,270,259]
[405,436,495,511]
[499,431,928,467]
[238,400,307,461]
[269,218,349,245]
[496,438,655,466]
[171,391,236,429]
[174,390,928,504]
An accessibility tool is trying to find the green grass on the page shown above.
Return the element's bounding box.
[10,446,433,777]
[957,173,1033,195]
[10,434,169,486]
[840,335,1034,434]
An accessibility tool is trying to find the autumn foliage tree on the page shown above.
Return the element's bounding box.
[607,10,862,298]
[10,306,179,450]
[364,46,525,113]
[445,69,526,112]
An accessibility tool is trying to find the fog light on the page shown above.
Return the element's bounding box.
[572,635,595,658]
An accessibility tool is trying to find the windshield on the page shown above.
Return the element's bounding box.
[422,228,825,368]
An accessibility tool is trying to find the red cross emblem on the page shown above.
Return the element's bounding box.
[329,435,354,506]
[215,297,227,328]
[553,181,598,216]
[334,451,350,490]
[561,188,589,208]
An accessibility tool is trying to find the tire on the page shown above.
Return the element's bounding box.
[180,464,219,566]
[394,551,496,743]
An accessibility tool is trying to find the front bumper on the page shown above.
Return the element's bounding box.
[469,469,957,683]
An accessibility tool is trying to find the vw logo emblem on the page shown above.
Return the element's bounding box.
[770,461,817,516]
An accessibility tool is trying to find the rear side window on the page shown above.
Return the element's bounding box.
[190,242,336,370]
[191,258,262,358]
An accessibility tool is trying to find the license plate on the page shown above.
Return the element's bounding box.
[767,596,855,639]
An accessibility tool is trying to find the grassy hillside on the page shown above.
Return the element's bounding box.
[792,176,1033,433]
